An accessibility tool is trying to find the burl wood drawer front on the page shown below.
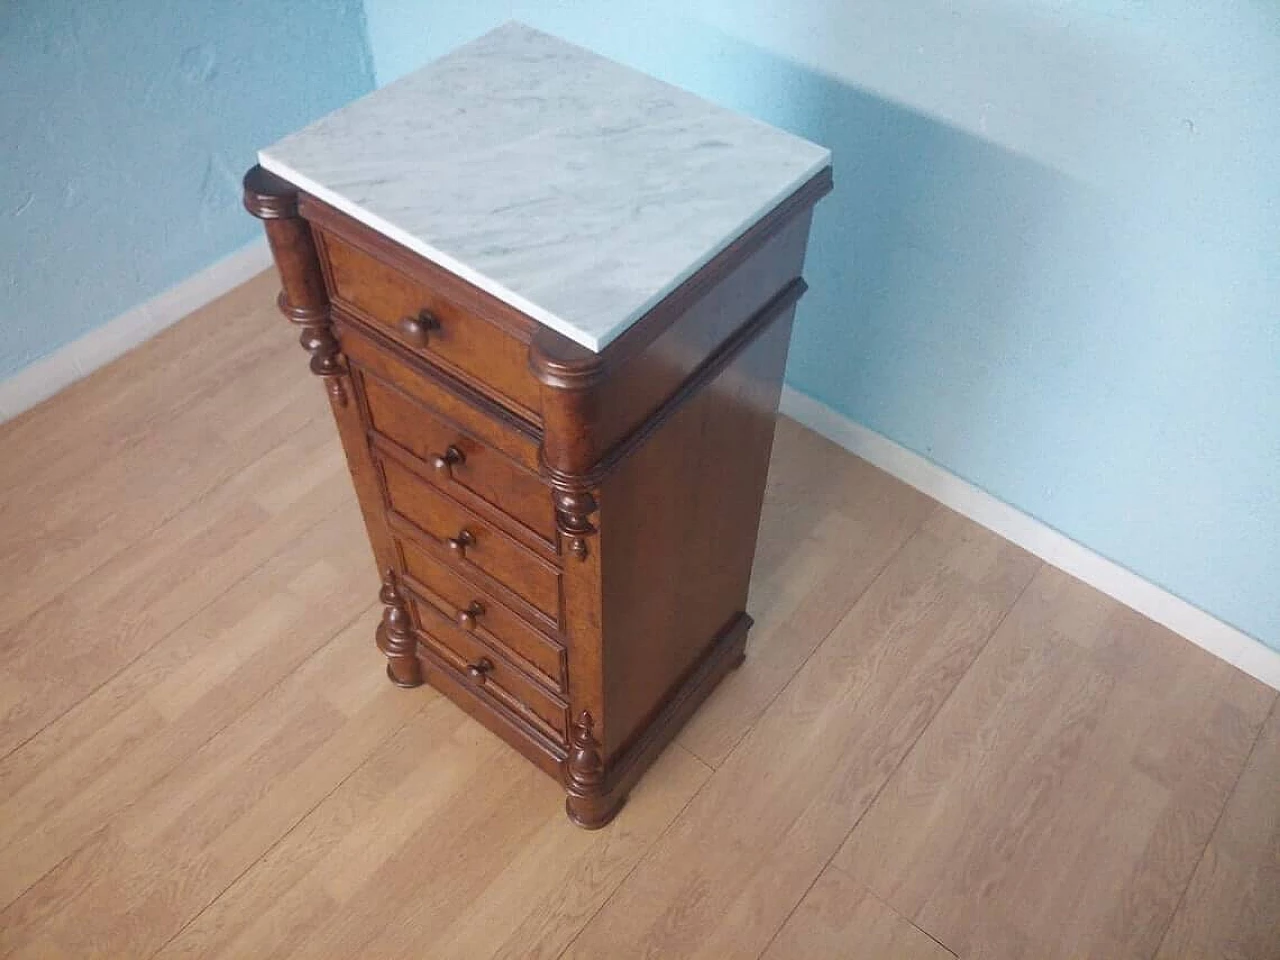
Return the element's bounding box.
[319,231,542,419]
[379,455,562,622]
[361,370,555,546]
[407,594,568,744]
[341,326,541,473]
[397,536,565,693]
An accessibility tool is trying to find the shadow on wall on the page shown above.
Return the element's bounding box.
[693,26,1090,468]
[645,22,1280,651]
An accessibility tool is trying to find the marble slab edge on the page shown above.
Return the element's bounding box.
[257,151,831,354]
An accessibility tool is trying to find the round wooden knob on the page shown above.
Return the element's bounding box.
[466,657,493,685]
[431,445,465,474]
[396,309,439,347]
[456,601,485,631]
[446,529,475,557]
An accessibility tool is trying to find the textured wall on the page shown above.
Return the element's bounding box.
[0,0,374,377]
[363,0,1280,650]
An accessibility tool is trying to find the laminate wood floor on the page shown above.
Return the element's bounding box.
[2,273,1276,959]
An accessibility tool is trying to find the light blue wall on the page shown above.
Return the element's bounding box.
[364,0,1280,650]
[0,0,374,377]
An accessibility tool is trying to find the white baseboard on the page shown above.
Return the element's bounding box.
[0,239,272,422]
[780,385,1280,691]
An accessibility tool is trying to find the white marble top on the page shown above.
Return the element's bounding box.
[259,23,830,352]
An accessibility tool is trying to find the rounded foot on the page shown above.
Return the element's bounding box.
[385,662,423,688]
[565,793,627,830]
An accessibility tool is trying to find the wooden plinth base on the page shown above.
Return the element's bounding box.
[564,612,752,829]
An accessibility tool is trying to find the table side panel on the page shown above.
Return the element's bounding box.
[596,305,798,760]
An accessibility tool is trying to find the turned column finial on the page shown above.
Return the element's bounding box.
[376,568,422,688]
[553,487,598,561]
[243,164,348,407]
[565,711,614,827]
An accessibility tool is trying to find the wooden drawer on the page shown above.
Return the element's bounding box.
[361,369,555,547]
[407,592,568,744]
[342,324,541,473]
[398,536,565,693]
[379,454,562,622]
[319,230,542,419]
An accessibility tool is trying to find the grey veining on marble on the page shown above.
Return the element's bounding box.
[259,22,831,352]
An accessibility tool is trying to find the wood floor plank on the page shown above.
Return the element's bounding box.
[150,700,476,960]
[1156,703,1280,960]
[562,508,1040,959]
[222,736,696,960]
[0,366,314,639]
[0,414,344,760]
[0,276,302,635]
[147,689,707,960]
[677,418,935,767]
[762,865,955,960]
[420,746,711,960]
[835,564,1275,960]
[0,608,422,960]
[0,493,373,912]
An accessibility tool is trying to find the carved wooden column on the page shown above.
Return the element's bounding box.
[244,164,411,686]
[531,342,617,826]
[535,361,602,564]
[242,165,347,406]
[376,569,423,687]
[564,711,608,828]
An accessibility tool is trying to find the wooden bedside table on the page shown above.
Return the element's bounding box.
[244,23,831,828]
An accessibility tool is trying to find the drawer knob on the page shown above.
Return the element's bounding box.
[446,529,476,557]
[456,600,485,631]
[431,445,466,476]
[396,309,439,348]
[465,657,494,685]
